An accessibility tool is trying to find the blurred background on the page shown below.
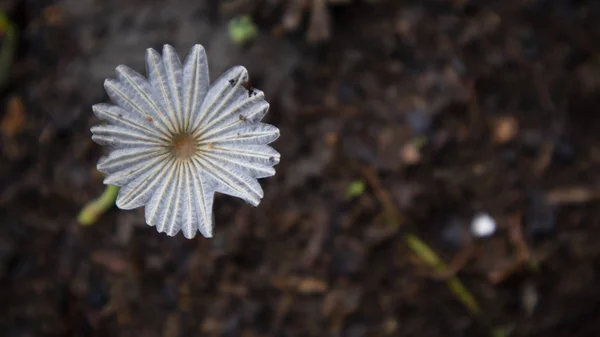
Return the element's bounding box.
[1,0,600,336]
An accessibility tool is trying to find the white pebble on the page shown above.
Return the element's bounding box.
[471,213,496,238]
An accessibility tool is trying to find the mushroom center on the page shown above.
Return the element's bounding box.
[171,133,198,160]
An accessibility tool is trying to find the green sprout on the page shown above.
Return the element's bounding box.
[78,185,119,226]
[404,234,481,315]
[228,15,258,46]
[345,179,366,200]
[0,11,17,90]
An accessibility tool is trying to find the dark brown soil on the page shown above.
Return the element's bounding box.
[2,0,600,336]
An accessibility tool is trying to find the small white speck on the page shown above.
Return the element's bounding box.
[471,212,496,238]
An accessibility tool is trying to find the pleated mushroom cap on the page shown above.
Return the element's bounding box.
[91,44,280,239]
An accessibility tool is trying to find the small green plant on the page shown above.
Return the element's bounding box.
[78,185,119,226]
[0,11,17,89]
[405,234,480,315]
[345,179,366,200]
[228,15,259,46]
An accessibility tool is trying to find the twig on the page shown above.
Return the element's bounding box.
[546,186,600,205]
[359,166,404,228]
[488,213,537,284]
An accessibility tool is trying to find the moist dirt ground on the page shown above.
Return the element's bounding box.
[1,0,600,336]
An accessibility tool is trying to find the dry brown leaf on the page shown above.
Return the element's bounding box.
[1,96,26,137]
[91,250,132,274]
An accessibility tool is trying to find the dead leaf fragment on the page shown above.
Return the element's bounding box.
[401,143,421,165]
[298,277,328,294]
[271,276,328,294]
[91,250,132,274]
[307,0,331,42]
[492,116,518,144]
[42,5,64,26]
[1,96,26,137]
[163,313,181,337]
